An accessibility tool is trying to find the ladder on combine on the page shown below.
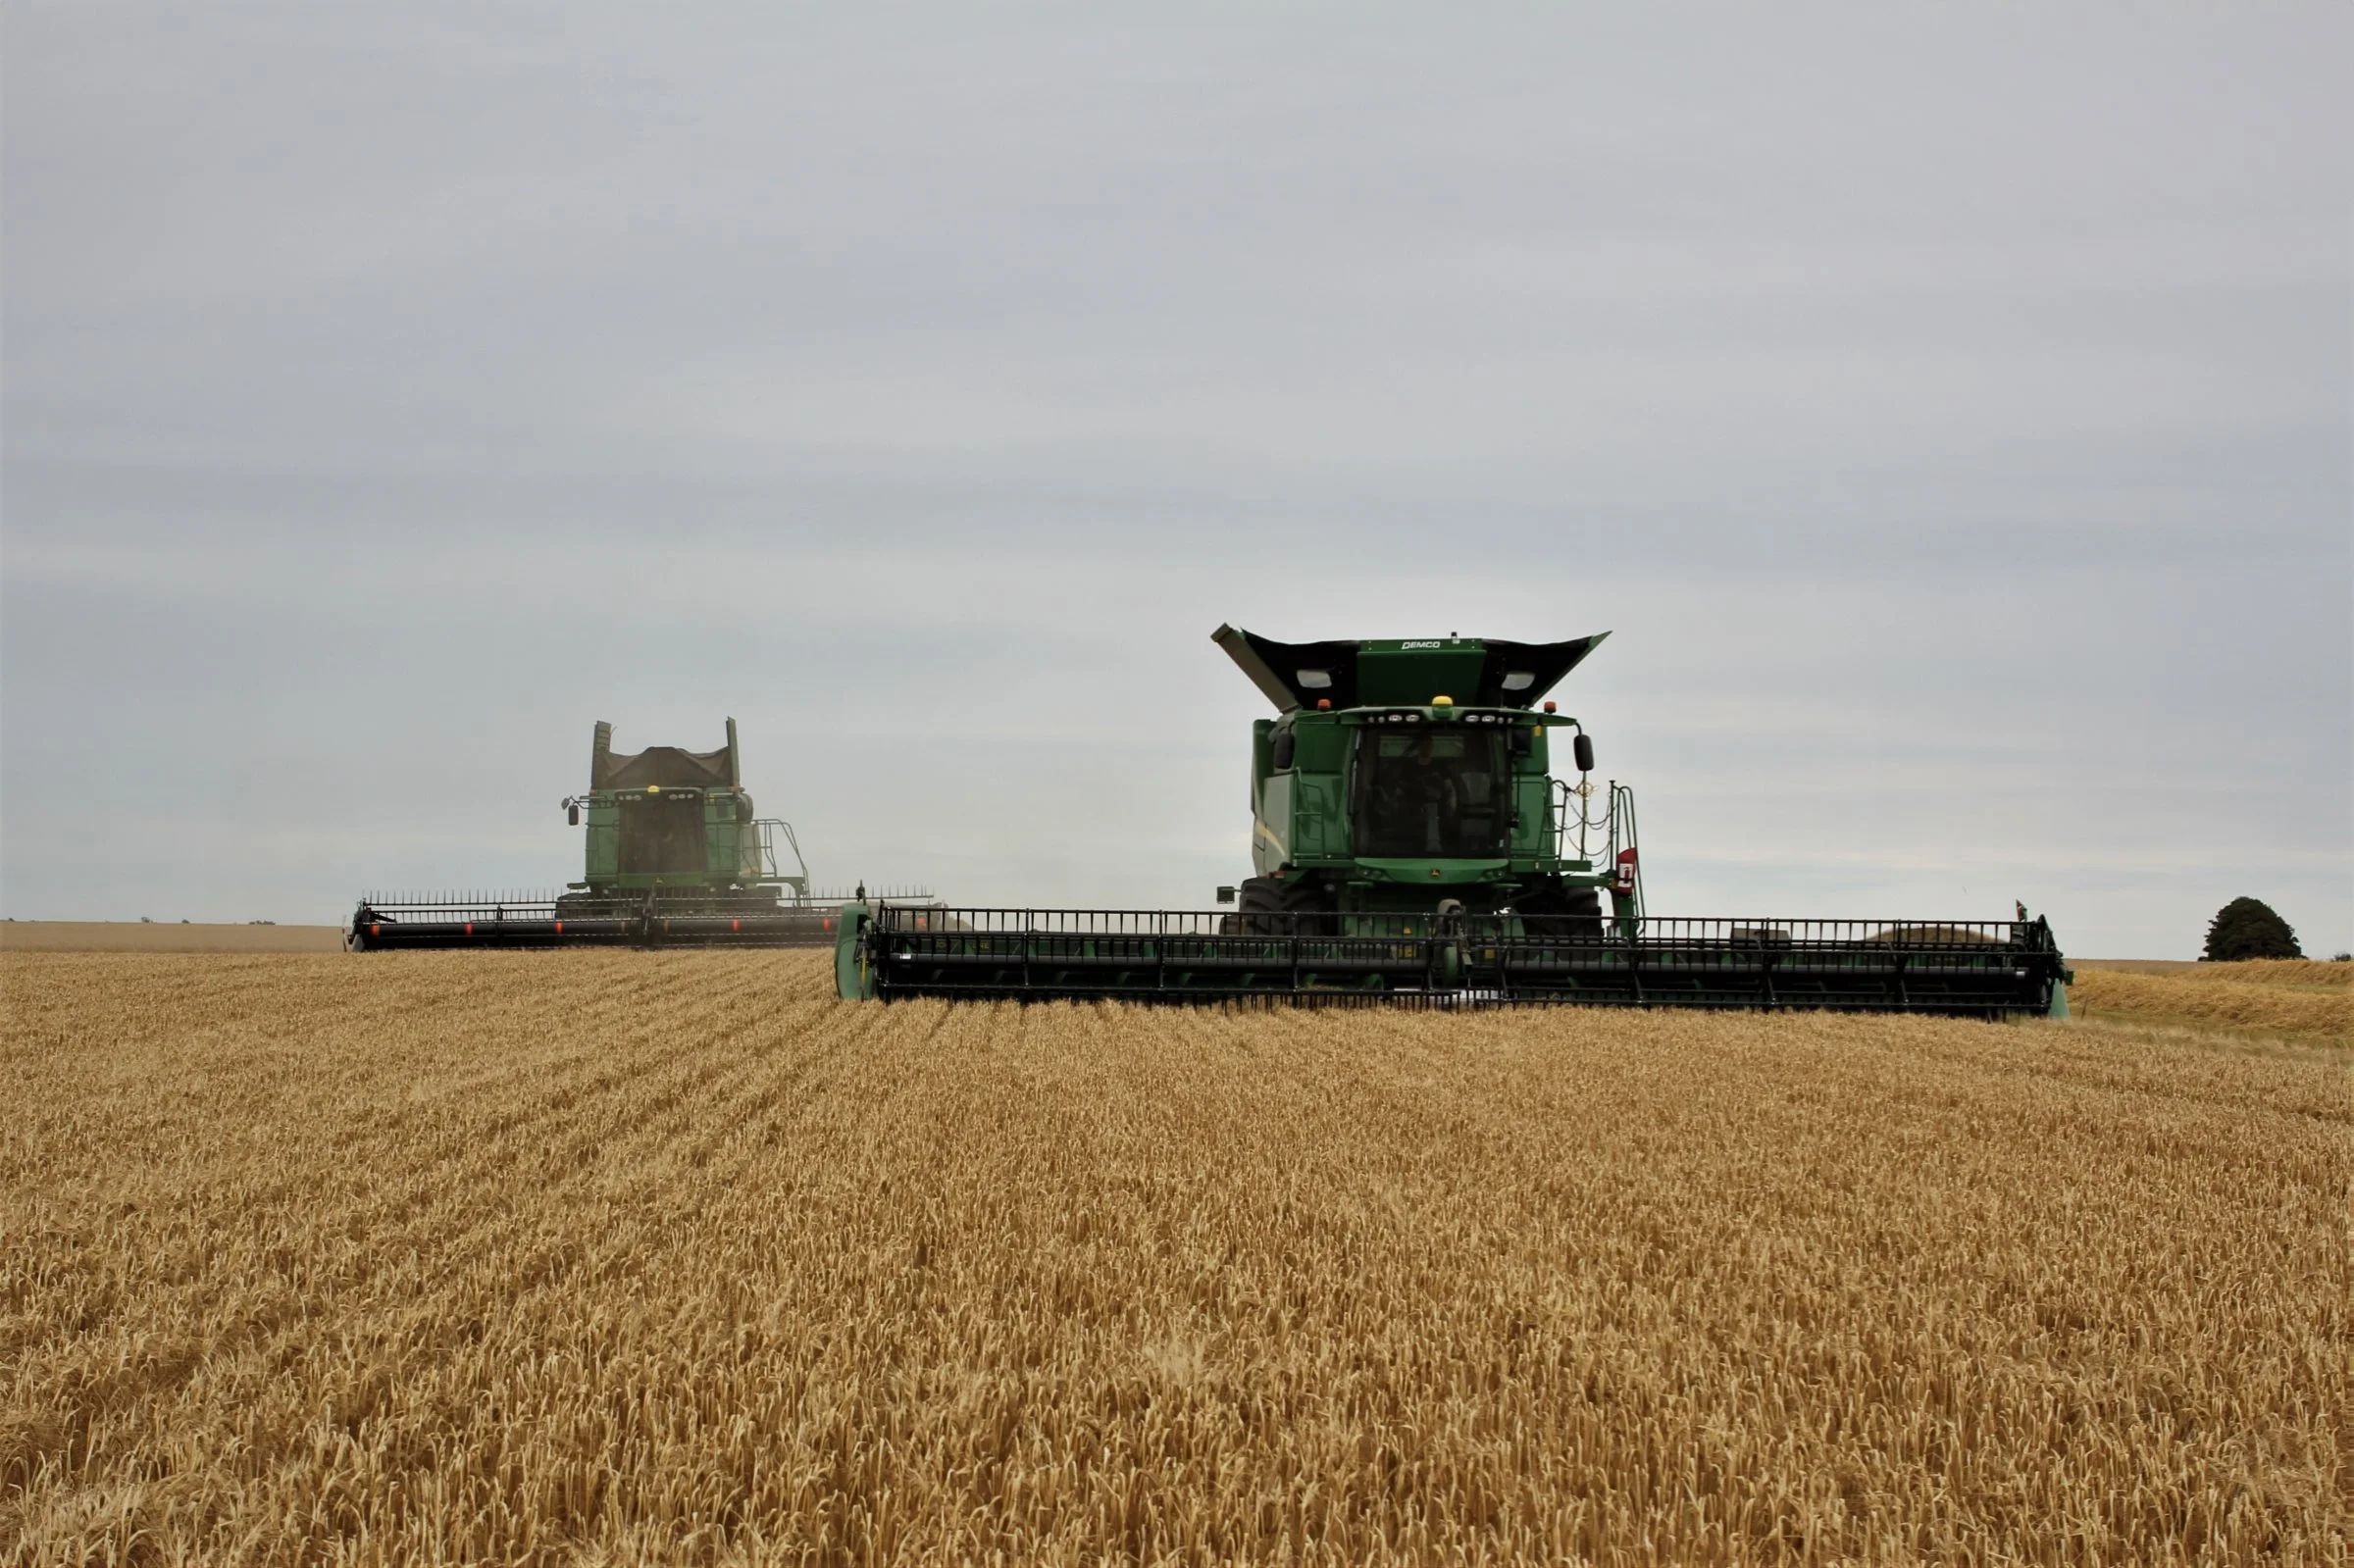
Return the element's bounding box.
[1555,777,1645,919]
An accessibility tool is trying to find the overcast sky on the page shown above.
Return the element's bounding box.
[5,4,2348,957]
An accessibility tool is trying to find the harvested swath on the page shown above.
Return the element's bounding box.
[2173,958,2353,987]
[2071,960,2352,986]
[2071,967,2351,1040]
[3,951,2344,1566]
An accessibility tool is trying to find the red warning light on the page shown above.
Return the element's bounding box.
[1543,700,1557,714]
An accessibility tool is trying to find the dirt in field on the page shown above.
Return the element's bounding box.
[3,951,2344,1566]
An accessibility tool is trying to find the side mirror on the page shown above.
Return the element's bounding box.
[1270,732,1296,771]
[565,799,581,826]
[736,796,754,825]
[1214,885,1237,904]
[1572,733,1595,774]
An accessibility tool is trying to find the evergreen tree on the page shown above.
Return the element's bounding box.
[2201,897,2302,962]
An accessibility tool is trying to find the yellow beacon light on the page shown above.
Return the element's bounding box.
[1432,695,1453,706]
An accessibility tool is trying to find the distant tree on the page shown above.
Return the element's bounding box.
[2201,897,2302,962]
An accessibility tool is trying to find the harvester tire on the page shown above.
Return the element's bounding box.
[1231,876,1338,936]
[1519,884,1606,942]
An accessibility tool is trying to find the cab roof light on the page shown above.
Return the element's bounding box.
[1543,701,1557,713]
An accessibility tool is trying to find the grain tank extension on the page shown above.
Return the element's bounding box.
[834,629,2070,1013]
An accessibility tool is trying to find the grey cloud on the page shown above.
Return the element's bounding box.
[5,2,2347,957]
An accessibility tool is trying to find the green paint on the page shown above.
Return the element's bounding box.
[1222,629,1634,927]
[569,717,810,900]
[835,902,877,999]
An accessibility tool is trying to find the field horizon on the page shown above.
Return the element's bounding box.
[0,917,2321,972]
[0,922,346,954]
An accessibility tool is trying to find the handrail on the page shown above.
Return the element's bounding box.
[755,819,811,895]
[1553,776,1607,862]
[1609,784,1644,916]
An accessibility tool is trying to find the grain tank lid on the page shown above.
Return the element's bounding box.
[589,718,740,790]
[1211,626,1610,711]
[1212,626,1366,711]
[597,745,734,790]
[1468,633,1610,708]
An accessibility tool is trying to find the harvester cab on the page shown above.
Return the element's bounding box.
[835,625,2071,1014]
[1211,626,1632,936]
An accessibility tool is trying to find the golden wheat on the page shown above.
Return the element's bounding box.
[2172,960,2353,987]
[2070,960,2352,986]
[2070,964,2351,1041]
[3,951,2344,1566]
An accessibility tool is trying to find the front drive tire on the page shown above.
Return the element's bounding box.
[1518,883,1606,941]
[1233,876,1338,936]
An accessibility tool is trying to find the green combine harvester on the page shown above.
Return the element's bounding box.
[352,719,922,949]
[835,628,2071,1013]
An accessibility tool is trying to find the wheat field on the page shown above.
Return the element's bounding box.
[3,952,2345,1566]
[2069,966,2350,1042]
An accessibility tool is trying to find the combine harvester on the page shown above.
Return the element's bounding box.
[352,719,925,950]
[835,628,2070,1014]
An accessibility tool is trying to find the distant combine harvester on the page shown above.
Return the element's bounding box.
[350,719,929,950]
